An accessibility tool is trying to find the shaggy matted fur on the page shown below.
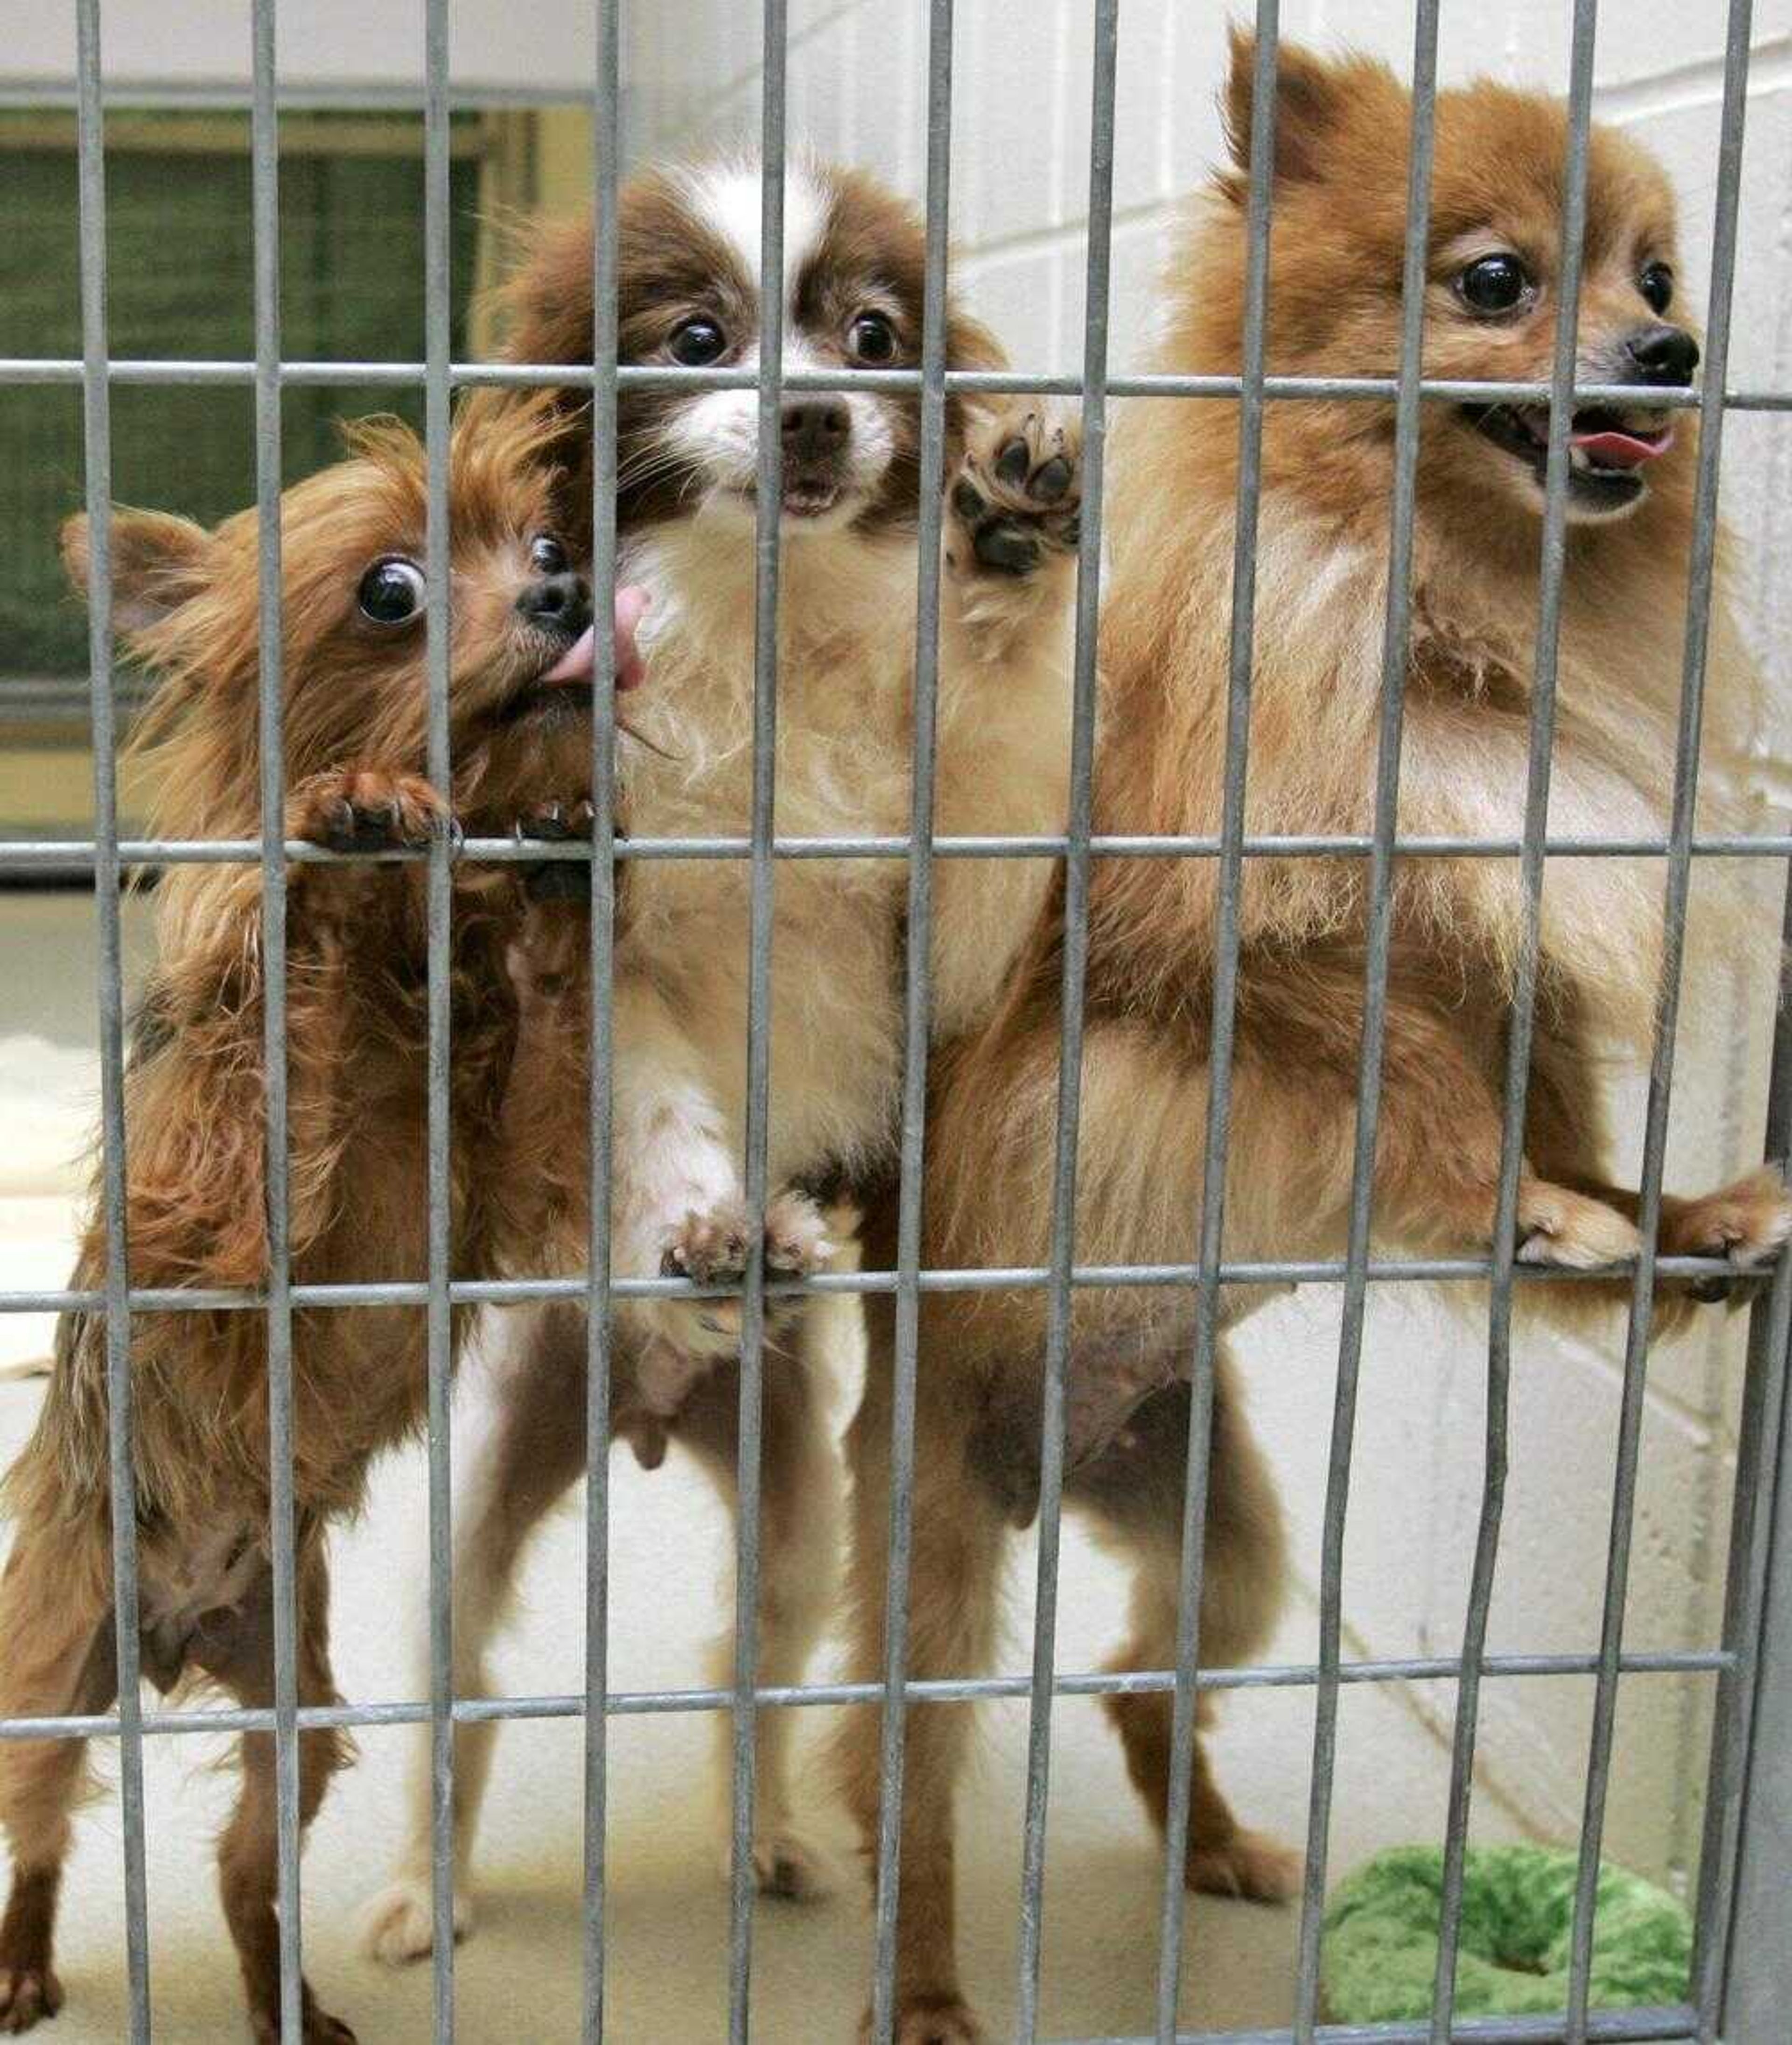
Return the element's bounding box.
[0,405,621,2044]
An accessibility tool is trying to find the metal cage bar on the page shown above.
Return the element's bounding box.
[723,10,791,2031]
[421,0,459,2035]
[7,4,1792,2043]
[0,1249,1766,1322]
[1150,5,1281,2034]
[246,5,308,2036]
[581,1,626,2037]
[0,1643,1736,1746]
[1014,2,1119,2035]
[71,3,154,2036]
[6,356,1792,411]
[1562,5,1756,2038]
[1691,885,1792,2041]
[865,3,956,2038]
[1428,2,1602,2032]
[1290,1,1440,2032]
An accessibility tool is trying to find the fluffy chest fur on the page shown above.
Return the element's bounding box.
[1095,444,1756,1051]
[615,518,1073,1180]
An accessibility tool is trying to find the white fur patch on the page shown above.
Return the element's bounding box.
[685,157,831,326]
[659,165,898,526]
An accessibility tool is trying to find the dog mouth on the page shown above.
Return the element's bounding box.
[734,474,852,521]
[1463,400,1673,506]
[500,587,651,724]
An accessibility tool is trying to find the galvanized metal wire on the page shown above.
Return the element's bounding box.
[7,3,1791,2042]
[1290,0,1440,2031]
[246,3,308,2034]
[865,3,956,2038]
[1015,1,1119,2034]
[70,2,153,2032]
[1149,4,1281,2033]
[1427,4,1603,2033]
[1561,5,1757,2038]
[580,2,626,2036]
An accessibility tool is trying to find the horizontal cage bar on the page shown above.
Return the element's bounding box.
[0,1248,1760,1316]
[0,1644,1733,1743]
[5,832,1792,869]
[0,356,1786,411]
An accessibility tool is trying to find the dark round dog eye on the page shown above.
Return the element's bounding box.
[357,556,425,625]
[1457,253,1532,315]
[847,311,898,364]
[1639,261,1673,315]
[528,534,568,575]
[669,317,727,366]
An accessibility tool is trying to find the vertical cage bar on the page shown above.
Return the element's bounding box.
[421,0,457,2036]
[1288,1,1440,2032]
[1562,6,1754,2035]
[1691,869,1792,2038]
[1428,3,1601,2035]
[72,2,153,2033]
[1149,7,1279,2036]
[1714,1300,1792,2040]
[581,0,625,2038]
[248,4,306,2036]
[1012,2,1118,2035]
[726,2,789,2032]
[865,3,955,2039]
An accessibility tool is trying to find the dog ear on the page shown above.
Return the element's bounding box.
[60,508,213,632]
[1221,27,1354,195]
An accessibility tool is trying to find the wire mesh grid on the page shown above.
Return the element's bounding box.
[0,0,1788,2041]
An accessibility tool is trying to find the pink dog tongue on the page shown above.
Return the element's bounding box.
[542,584,651,689]
[1570,423,1671,470]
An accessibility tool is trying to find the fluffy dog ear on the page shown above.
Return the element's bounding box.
[60,508,213,632]
[943,302,1007,469]
[1221,28,1357,195]
[946,304,1006,377]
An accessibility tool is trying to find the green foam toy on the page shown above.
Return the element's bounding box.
[1320,1844,1692,2024]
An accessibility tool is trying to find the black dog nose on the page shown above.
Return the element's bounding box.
[516,570,591,628]
[1625,323,1700,387]
[782,397,850,464]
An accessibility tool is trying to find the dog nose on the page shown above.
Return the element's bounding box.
[516,570,591,629]
[1624,323,1700,387]
[782,397,850,464]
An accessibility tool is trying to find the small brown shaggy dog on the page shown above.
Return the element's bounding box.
[829,37,1792,2041]
[0,405,630,2043]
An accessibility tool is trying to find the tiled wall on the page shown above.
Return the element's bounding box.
[623,0,1792,1894]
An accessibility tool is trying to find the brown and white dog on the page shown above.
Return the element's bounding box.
[363,154,1083,1961]
[826,37,1792,2042]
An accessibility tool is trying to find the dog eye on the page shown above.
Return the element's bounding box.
[357,557,425,625]
[847,311,898,363]
[528,534,568,575]
[1456,253,1532,315]
[1639,262,1673,315]
[669,317,728,366]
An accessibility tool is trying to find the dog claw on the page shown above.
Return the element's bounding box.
[514,797,599,901]
[994,433,1033,487]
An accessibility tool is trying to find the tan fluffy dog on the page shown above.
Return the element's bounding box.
[828,37,1791,2042]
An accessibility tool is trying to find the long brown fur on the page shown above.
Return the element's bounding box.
[829,39,1792,2041]
[0,406,609,2044]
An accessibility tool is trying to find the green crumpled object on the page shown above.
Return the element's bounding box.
[1320,1843,1692,2024]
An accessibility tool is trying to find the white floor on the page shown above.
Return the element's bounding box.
[0,893,1530,2042]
